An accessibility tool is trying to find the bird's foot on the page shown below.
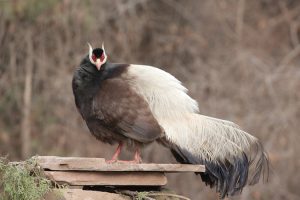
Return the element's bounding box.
[106,143,123,164]
[117,158,142,164]
[105,145,142,164]
[105,157,142,164]
[105,159,118,164]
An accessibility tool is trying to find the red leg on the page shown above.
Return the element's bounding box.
[115,146,142,164]
[133,147,142,163]
[106,142,123,163]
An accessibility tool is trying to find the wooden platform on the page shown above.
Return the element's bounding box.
[37,156,205,200]
[37,156,205,172]
[37,156,205,186]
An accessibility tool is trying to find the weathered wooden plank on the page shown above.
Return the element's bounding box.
[37,156,105,170]
[44,171,167,186]
[45,189,130,200]
[36,156,205,172]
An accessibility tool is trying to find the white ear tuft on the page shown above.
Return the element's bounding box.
[87,42,94,64]
[102,42,106,57]
[102,42,107,63]
[88,43,93,54]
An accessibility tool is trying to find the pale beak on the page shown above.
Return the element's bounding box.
[95,59,101,70]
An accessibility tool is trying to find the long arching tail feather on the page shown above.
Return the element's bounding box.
[165,114,269,198]
[127,64,269,198]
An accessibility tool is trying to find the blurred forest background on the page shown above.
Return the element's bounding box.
[0,0,300,199]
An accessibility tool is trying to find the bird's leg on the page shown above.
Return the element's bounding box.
[106,142,123,163]
[106,144,142,164]
[115,146,142,164]
[133,147,142,163]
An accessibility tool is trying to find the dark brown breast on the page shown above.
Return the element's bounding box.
[73,60,164,145]
[90,72,164,144]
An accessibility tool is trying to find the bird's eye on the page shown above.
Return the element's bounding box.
[92,54,96,62]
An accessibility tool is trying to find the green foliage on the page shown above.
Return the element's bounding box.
[136,192,149,200]
[0,157,51,200]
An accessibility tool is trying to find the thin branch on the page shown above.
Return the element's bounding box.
[117,190,191,200]
[148,192,191,200]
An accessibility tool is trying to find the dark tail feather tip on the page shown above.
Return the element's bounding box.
[170,145,269,199]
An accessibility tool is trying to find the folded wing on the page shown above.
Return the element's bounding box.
[92,77,163,143]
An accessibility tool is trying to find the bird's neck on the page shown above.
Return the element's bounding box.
[74,59,128,97]
[72,62,102,110]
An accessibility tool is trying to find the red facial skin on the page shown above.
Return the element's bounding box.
[100,53,105,62]
[92,53,105,62]
[92,54,97,62]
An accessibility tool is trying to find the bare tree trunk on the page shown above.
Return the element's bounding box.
[21,31,33,159]
[236,0,245,44]
[235,0,246,67]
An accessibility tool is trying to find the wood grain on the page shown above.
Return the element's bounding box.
[36,156,205,172]
[44,171,167,186]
